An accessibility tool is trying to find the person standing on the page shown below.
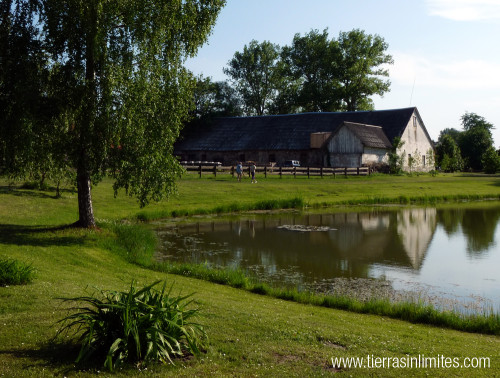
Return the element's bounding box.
[236,162,243,182]
[250,162,257,183]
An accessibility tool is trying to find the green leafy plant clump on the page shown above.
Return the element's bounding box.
[56,280,207,371]
[0,258,36,286]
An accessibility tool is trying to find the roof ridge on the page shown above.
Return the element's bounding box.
[344,122,383,129]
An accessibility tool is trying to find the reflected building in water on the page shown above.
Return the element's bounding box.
[156,208,439,284]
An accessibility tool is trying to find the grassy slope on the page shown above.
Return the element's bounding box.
[1,174,500,376]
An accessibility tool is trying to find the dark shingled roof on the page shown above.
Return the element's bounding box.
[341,122,393,149]
[176,107,417,151]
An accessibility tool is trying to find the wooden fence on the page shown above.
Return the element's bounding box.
[182,164,371,178]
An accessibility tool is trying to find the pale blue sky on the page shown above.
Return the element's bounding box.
[186,0,500,146]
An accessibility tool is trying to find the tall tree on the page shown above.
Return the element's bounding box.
[336,29,393,111]
[281,29,339,112]
[436,134,463,172]
[458,112,495,171]
[182,75,242,138]
[2,0,225,228]
[223,40,281,116]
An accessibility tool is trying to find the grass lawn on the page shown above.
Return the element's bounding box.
[0,173,500,376]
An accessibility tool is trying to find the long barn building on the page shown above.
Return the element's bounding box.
[175,107,435,171]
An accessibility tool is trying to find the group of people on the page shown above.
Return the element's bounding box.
[236,162,257,183]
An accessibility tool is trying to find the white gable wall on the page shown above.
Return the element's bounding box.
[399,111,435,171]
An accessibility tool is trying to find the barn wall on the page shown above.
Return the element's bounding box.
[399,111,435,171]
[330,154,361,168]
[176,150,324,167]
[327,126,364,154]
[361,148,389,166]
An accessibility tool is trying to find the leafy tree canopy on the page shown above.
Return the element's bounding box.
[336,29,393,111]
[458,112,495,171]
[223,40,282,116]
[1,0,225,228]
[281,29,339,112]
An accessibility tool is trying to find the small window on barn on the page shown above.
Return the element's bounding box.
[422,155,426,167]
[413,116,417,128]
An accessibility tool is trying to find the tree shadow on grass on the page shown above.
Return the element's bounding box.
[0,224,87,248]
[0,185,75,200]
[0,340,100,375]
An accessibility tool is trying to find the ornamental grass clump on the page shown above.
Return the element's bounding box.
[56,280,207,371]
[0,258,36,286]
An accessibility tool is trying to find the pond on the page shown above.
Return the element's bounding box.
[155,203,500,313]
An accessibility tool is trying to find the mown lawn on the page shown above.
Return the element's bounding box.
[0,173,499,376]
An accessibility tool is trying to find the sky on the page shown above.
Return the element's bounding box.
[185,0,500,146]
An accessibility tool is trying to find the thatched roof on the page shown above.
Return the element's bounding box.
[176,107,418,152]
[339,122,393,149]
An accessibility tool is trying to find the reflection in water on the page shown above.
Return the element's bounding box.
[155,204,500,311]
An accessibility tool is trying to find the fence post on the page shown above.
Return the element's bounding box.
[199,164,202,178]
[307,166,310,178]
[333,169,336,179]
[320,167,323,178]
[293,166,296,178]
[279,166,282,178]
[214,165,217,177]
[344,167,347,177]
[357,167,360,175]
[264,165,267,178]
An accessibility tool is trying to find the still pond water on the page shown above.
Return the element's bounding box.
[155,203,500,313]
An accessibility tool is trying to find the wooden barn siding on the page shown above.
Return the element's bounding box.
[327,127,363,167]
[330,153,361,168]
[327,126,364,154]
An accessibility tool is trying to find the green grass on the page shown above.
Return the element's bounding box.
[1,173,500,376]
[0,258,36,286]
[148,260,500,336]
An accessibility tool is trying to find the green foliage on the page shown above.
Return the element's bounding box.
[461,112,494,131]
[56,280,207,371]
[425,148,436,170]
[336,29,393,111]
[0,258,36,286]
[98,222,157,266]
[224,28,393,115]
[458,112,495,171]
[436,134,463,172]
[481,146,500,174]
[281,28,339,112]
[224,40,282,115]
[388,137,405,174]
[2,0,226,227]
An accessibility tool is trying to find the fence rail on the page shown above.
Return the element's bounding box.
[181,164,371,178]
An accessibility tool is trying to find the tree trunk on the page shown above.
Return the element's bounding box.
[73,1,97,229]
[76,168,96,228]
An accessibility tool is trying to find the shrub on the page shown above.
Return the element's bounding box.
[56,280,207,371]
[482,146,500,174]
[0,258,36,286]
